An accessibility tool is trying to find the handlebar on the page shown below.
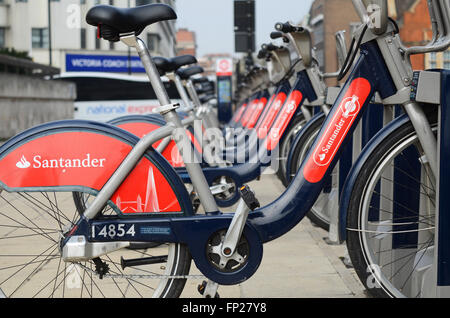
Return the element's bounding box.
[270,32,283,39]
[274,22,304,34]
[270,31,290,43]
[404,0,450,57]
[351,0,450,57]
[335,30,347,70]
[261,43,281,52]
[257,49,268,60]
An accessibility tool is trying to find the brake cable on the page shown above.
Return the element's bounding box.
[337,18,399,82]
[337,24,368,81]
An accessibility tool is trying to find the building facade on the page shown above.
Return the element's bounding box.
[0,0,177,73]
[389,0,448,70]
[176,28,196,57]
[308,0,360,86]
[307,0,446,85]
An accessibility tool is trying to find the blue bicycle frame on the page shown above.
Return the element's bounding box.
[69,40,398,285]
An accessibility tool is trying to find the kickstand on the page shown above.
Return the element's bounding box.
[198,280,220,298]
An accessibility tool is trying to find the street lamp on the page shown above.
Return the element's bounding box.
[127,0,132,74]
[48,0,52,66]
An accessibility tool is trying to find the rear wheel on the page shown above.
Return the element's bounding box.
[0,190,191,298]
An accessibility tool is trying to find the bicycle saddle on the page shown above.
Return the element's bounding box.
[153,55,197,76]
[192,77,210,84]
[176,66,204,80]
[153,57,171,76]
[86,4,177,41]
[171,55,198,71]
[200,95,215,104]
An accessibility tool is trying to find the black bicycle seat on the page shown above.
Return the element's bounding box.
[152,57,171,76]
[170,55,198,71]
[86,4,177,41]
[176,66,204,80]
[192,77,210,84]
[153,55,197,76]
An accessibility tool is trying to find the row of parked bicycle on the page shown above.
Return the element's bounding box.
[0,0,448,298]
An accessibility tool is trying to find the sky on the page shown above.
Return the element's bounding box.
[175,0,314,57]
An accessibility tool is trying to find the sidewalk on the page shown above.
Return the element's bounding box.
[181,171,368,298]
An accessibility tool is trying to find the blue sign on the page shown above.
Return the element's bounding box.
[66,54,146,73]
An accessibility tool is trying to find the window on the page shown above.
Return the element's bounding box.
[32,28,49,49]
[443,51,450,69]
[313,21,324,46]
[428,52,437,69]
[147,33,160,53]
[80,28,86,49]
[0,28,5,48]
[136,0,153,6]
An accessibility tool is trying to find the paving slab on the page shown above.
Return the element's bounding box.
[180,171,368,298]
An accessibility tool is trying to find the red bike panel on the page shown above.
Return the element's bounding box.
[266,90,303,151]
[254,94,276,130]
[303,78,372,183]
[233,103,247,123]
[256,92,287,139]
[241,99,259,127]
[0,132,181,213]
[118,122,203,168]
[246,97,268,129]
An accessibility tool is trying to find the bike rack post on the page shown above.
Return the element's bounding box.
[433,69,450,297]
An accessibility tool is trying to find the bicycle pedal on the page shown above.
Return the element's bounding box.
[239,184,260,211]
[197,281,220,298]
[197,281,207,295]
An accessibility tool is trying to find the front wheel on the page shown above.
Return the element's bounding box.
[0,190,191,298]
[287,114,336,230]
[346,114,437,298]
[276,114,306,187]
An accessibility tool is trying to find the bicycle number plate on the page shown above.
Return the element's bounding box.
[91,224,136,239]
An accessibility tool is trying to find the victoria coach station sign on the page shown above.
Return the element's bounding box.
[66,54,146,73]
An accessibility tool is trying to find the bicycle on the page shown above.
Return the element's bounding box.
[0,0,448,298]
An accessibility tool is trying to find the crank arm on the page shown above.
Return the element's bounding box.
[221,185,260,256]
[209,182,233,195]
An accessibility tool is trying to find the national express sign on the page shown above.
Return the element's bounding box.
[66,54,146,73]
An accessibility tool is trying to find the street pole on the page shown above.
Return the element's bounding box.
[127,0,132,75]
[48,0,52,67]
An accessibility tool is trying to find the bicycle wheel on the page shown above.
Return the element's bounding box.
[0,189,191,298]
[287,115,336,230]
[346,115,437,298]
[276,114,306,187]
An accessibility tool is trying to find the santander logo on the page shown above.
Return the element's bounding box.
[15,153,106,170]
[314,94,361,166]
[16,155,31,169]
[303,78,371,183]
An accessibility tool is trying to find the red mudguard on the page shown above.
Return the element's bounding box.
[0,121,193,216]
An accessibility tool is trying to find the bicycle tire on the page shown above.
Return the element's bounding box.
[276,114,306,187]
[0,190,191,298]
[287,114,334,231]
[346,113,437,298]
